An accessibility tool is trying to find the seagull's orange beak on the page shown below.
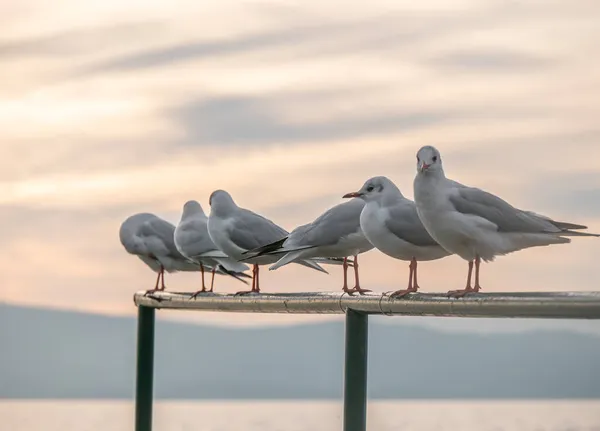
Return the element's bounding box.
[342,191,361,199]
[419,162,431,172]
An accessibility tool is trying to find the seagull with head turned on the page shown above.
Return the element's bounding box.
[243,198,374,295]
[119,213,200,294]
[413,145,600,298]
[343,176,450,297]
[174,200,251,298]
[206,190,330,295]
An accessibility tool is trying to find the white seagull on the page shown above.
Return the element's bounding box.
[174,200,251,297]
[413,145,599,297]
[343,176,450,297]
[119,213,199,294]
[206,190,329,294]
[243,198,374,295]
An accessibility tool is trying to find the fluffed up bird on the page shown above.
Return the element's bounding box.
[206,190,330,295]
[119,213,200,294]
[175,200,251,298]
[344,176,450,297]
[413,145,600,298]
[243,198,374,295]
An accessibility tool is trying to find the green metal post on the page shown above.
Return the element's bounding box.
[135,306,155,431]
[343,309,368,431]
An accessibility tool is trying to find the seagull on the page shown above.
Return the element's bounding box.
[413,145,600,298]
[206,190,329,294]
[119,213,200,294]
[243,198,375,295]
[174,200,252,297]
[343,176,450,297]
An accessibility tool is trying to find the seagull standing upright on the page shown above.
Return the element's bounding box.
[206,190,329,295]
[412,145,599,297]
[344,176,450,297]
[243,198,374,295]
[175,200,251,297]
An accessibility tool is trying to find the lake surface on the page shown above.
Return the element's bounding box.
[2,400,600,430]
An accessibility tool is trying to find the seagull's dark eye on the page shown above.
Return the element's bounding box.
[366,186,374,192]
[432,156,438,162]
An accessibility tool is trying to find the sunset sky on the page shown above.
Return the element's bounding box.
[1,0,599,327]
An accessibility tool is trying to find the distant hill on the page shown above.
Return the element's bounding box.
[1,303,599,399]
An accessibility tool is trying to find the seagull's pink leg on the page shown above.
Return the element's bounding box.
[447,259,479,298]
[413,259,421,290]
[209,267,216,292]
[341,257,349,291]
[343,255,371,295]
[190,264,209,299]
[145,265,165,296]
[255,265,260,293]
[473,256,483,292]
[159,266,166,290]
[390,258,419,298]
[236,264,258,296]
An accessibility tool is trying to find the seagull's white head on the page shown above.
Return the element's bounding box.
[208,190,237,215]
[119,213,154,255]
[181,200,205,219]
[342,176,402,203]
[416,145,443,174]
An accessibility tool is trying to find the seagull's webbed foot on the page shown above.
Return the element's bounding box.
[143,288,165,302]
[446,286,480,298]
[189,288,207,300]
[343,287,371,296]
[389,286,418,299]
[234,289,260,296]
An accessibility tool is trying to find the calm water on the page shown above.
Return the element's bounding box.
[2,400,600,431]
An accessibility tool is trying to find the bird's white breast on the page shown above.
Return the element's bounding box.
[361,203,423,261]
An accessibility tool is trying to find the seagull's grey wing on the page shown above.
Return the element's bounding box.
[449,187,560,233]
[139,217,186,258]
[384,203,440,247]
[228,209,289,251]
[291,199,364,248]
[175,218,216,258]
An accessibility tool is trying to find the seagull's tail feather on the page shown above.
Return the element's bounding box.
[268,251,329,274]
[269,250,307,271]
[242,237,287,256]
[297,260,329,274]
[554,221,589,230]
[212,257,250,273]
[312,257,355,267]
[240,243,316,262]
[559,230,600,237]
[215,265,251,284]
[526,211,592,231]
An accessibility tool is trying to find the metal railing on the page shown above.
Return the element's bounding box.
[132,290,600,431]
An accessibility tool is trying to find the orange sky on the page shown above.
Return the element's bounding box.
[1,0,599,327]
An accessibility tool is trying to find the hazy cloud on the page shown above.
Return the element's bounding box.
[168,94,455,147]
[427,49,552,72]
[0,21,164,59]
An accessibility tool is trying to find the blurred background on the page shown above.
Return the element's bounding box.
[1,0,600,429]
